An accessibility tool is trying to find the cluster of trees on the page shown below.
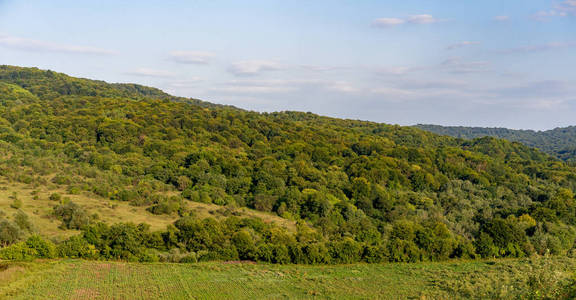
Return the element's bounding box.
[0,215,476,263]
[0,210,33,247]
[417,124,576,162]
[0,65,576,264]
[2,207,574,264]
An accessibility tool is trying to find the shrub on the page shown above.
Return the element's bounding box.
[0,242,37,260]
[25,235,57,258]
[0,219,22,246]
[53,201,91,229]
[49,193,62,201]
[10,198,22,209]
[57,235,97,258]
[14,210,33,232]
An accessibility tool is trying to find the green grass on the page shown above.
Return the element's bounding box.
[0,257,574,299]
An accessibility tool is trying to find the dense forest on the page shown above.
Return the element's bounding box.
[1,65,576,264]
[416,124,576,162]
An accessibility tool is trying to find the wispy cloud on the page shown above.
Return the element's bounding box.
[440,57,490,74]
[496,42,576,54]
[532,10,566,20]
[493,15,510,21]
[209,79,359,95]
[228,60,283,76]
[372,18,405,27]
[558,0,576,14]
[407,14,440,24]
[167,78,203,88]
[375,66,420,75]
[533,1,576,20]
[373,14,440,28]
[446,41,480,50]
[169,51,215,64]
[0,34,115,55]
[125,68,175,78]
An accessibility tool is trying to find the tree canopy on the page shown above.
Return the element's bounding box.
[1,65,576,263]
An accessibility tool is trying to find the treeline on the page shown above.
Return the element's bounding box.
[416,124,576,162]
[1,203,574,264]
[0,65,575,264]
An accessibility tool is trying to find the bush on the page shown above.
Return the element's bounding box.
[53,201,91,229]
[49,193,62,201]
[25,235,57,258]
[328,238,364,264]
[0,242,37,260]
[146,197,182,215]
[10,198,22,209]
[14,210,33,232]
[0,219,22,246]
[58,235,97,258]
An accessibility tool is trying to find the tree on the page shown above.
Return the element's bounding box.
[0,219,22,246]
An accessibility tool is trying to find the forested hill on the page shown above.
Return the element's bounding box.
[416,124,576,162]
[0,64,576,264]
[0,65,221,107]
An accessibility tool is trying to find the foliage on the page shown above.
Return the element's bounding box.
[53,201,92,229]
[0,219,21,246]
[417,124,576,162]
[0,65,576,264]
[0,235,57,260]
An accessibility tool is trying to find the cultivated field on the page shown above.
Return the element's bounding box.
[0,257,574,299]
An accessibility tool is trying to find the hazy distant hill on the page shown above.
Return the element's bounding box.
[416,124,576,161]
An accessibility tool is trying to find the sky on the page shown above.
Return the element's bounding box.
[0,0,575,130]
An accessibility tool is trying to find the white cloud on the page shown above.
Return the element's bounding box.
[375,66,418,75]
[493,15,510,21]
[169,51,215,64]
[373,59,489,76]
[440,57,490,74]
[210,86,297,94]
[208,78,360,96]
[497,42,576,54]
[168,78,203,88]
[325,81,359,93]
[407,14,439,24]
[372,18,405,27]
[228,60,283,76]
[126,68,176,78]
[532,10,566,20]
[369,87,418,97]
[446,41,480,50]
[298,65,343,72]
[558,0,576,14]
[0,34,115,55]
[373,14,439,28]
[533,1,576,20]
[396,79,468,90]
[210,79,302,94]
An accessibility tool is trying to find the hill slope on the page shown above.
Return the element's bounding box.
[416,124,576,161]
[0,65,575,264]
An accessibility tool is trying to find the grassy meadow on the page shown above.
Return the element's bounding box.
[0,257,574,299]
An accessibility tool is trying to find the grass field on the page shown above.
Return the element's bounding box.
[0,257,574,299]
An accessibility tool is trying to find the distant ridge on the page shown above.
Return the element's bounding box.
[415,124,576,161]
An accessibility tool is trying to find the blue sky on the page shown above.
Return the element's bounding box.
[1,0,575,130]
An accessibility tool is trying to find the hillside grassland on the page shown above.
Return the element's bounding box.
[0,180,295,240]
[0,257,575,299]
